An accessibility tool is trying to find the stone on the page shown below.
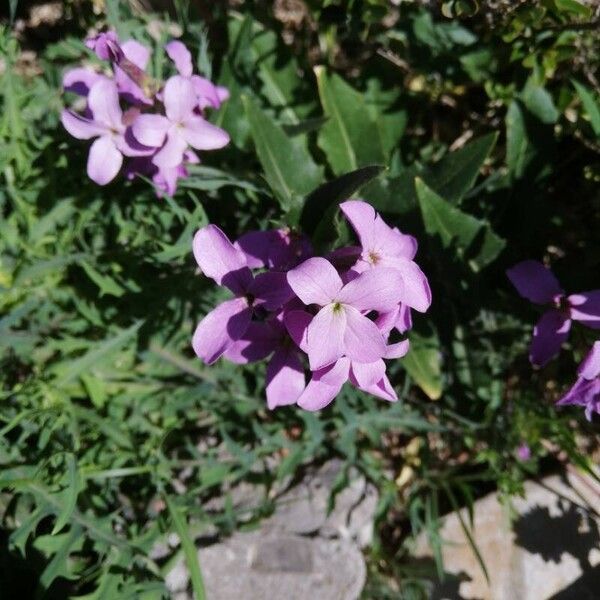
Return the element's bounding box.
[413,469,600,599]
[199,531,366,600]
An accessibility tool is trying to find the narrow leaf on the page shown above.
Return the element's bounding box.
[572,80,600,136]
[52,454,81,535]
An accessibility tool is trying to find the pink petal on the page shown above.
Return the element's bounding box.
[343,306,386,364]
[61,109,104,139]
[193,225,253,294]
[191,75,222,109]
[122,40,150,69]
[223,322,279,364]
[192,297,252,364]
[507,260,563,305]
[578,341,600,380]
[235,230,281,268]
[181,115,230,150]
[382,257,432,313]
[385,339,410,359]
[131,114,170,147]
[63,67,104,96]
[153,130,188,169]
[287,257,343,306]
[284,310,312,353]
[266,348,306,409]
[249,271,295,311]
[87,136,122,185]
[356,373,397,402]
[350,359,386,388]
[337,268,405,312]
[340,200,377,250]
[165,40,193,77]
[88,79,123,131]
[114,66,151,105]
[530,309,571,367]
[163,75,196,122]
[306,304,346,370]
[568,291,600,329]
[387,226,418,259]
[297,358,350,411]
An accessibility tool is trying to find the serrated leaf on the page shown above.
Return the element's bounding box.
[80,260,125,298]
[402,331,443,400]
[572,80,600,136]
[39,525,83,589]
[426,133,498,203]
[52,454,81,535]
[315,67,386,174]
[300,165,384,236]
[243,96,323,212]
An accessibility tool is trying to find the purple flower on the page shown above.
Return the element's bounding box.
[507,260,600,366]
[63,67,106,96]
[114,40,152,105]
[340,200,431,336]
[224,312,310,409]
[191,225,294,364]
[235,229,312,270]
[286,257,406,370]
[61,79,150,185]
[516,444,531,461]
[132,75,230,170]
[557,341,600,421]
[165,40,230,110]
[86,31,123,62]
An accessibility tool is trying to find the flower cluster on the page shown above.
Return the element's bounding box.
[61,31,230,195]
[192,201,432,411]
[507,260,600,419]
[558,342,600,421]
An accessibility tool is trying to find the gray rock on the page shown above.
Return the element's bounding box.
[413,469,600,600]
[199,531,366,600]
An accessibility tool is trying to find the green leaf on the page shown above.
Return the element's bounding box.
[402,331,443,400]
[554,0,592,17]
[300,165,384,236]
[415,178,504,270]
[53,321,143,386]
[80,260,125,298]
[572,80,600,136]
[39,526,83,588]
[426,133,498,203]
[243,96,323,212]
[52,454,81,535]
[315,67,386,174]
[165,495,206,600]
[522,84,559,124]
[506,100,534,179]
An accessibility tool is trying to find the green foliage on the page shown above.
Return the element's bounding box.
[1,1,599,597]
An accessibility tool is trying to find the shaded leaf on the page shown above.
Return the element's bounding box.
[402,331,443,400]
[572,80,600,136]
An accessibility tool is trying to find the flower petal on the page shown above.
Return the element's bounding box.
[87,136,122,185]
[192,297,252,364]
[578,341,600,380]
[88,79,123,130]
[382,257,432,313]
[192,225,253,294]
[568,291,600,329]
[164,75,196,122]
[152,130,188,169]
[343,306,387,364]
[181,115,230,150]
[350,359,386,388]
[297,358,350,411]
[63,67,104,96]
[506,260,563,305]
[529,309,571,367]
[122,40,151,69]
[191,75,223,109]
[234,230,278,268]
[385,339,410,359]
[337,268,405,312]
[287,257,343,306]
[131,114,170,147]
[266,348,306,409]
[223,322,279,364]
[284,310,312,353]
[250,271,295,311]
[306,304,346,370]
[340,200,377,250]
[357,374,398,402]
[61,109,104,139]
[165,40,193,77]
